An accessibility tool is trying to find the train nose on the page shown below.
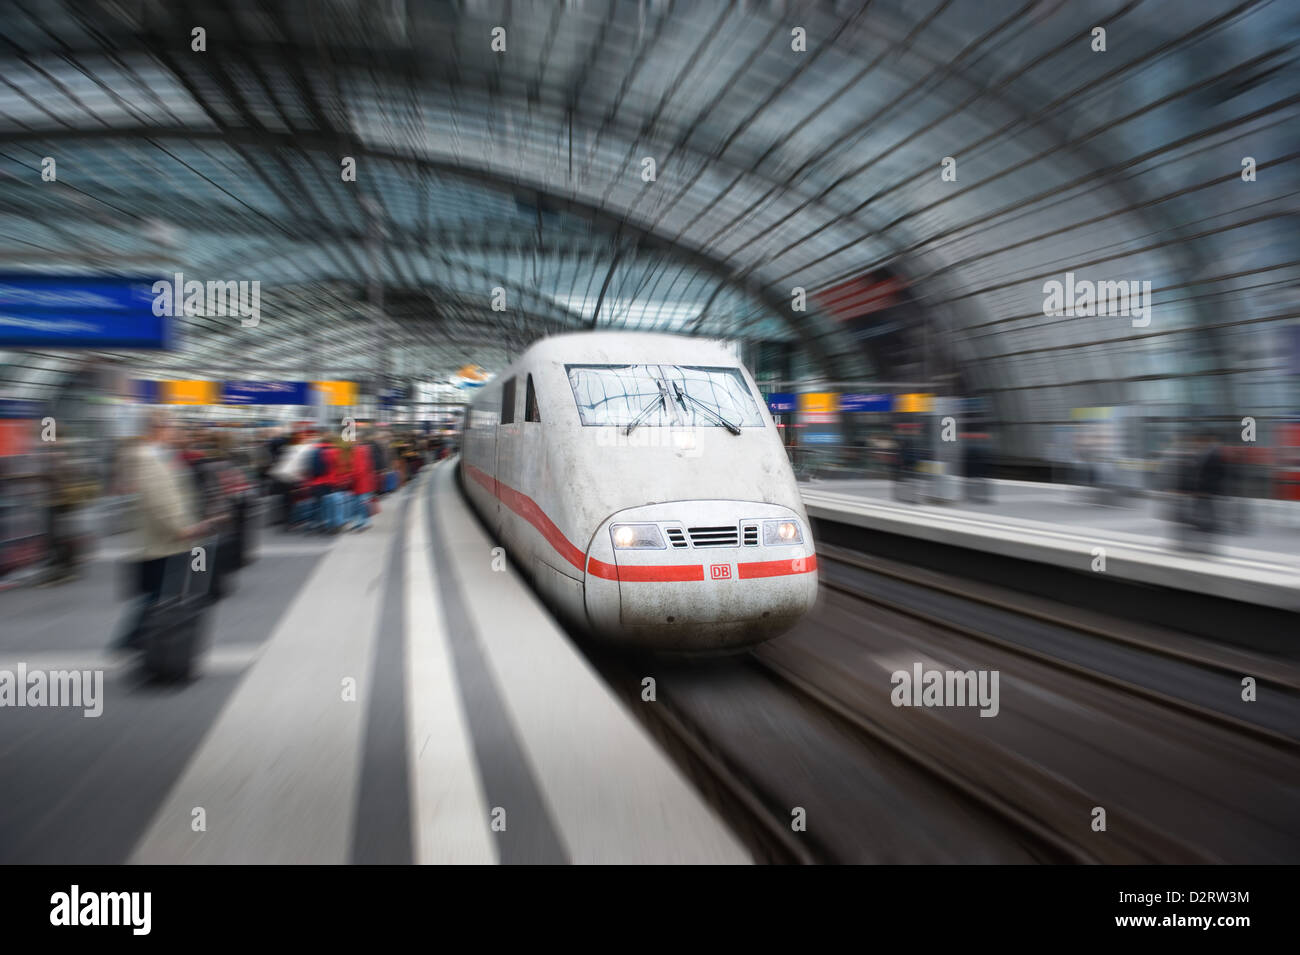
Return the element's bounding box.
[584,501,818,650]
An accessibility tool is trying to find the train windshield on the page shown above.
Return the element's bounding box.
[566,364,764,428]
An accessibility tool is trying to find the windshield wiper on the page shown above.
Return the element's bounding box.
[625,379,669,435]
[672,382,741,435]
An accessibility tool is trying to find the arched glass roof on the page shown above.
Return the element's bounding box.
[0,0,1296,455]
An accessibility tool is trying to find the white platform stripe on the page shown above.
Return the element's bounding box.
[431,463,750,864]
[128,502,396,863]
[404,472,496,864]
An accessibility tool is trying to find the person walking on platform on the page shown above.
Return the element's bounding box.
[335,442,354,531]
[273,429,316,529]
[366,430,387,496]
[41,450,97,584]
[1190,431,1228,536]
[1173,430,1228,553]
[349,436,377,531]
[306,432,342,533]
[892,427,920,504]
[112,411,211,649]
[263,427,292,526]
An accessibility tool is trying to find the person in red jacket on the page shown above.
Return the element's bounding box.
[349,439,376,531]
[308,436,343,533]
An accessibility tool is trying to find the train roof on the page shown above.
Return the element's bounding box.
[514,332,744,369]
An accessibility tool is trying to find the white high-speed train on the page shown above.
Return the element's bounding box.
[460,332,818,651]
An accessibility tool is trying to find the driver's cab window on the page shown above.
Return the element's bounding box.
[525,374,541,423]
[500,377,516,424]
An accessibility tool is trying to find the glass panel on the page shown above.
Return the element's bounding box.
[658,365,764,428]
[525,374,541,422]
[566,364,671,428]
[565,363,763,428]
[500,377,516,424]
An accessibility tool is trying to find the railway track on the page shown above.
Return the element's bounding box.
[606,666,817,865]
[586,544,1300,863]
[740,653,1093,863]
[814,542,1300,751]
[594,649,1106,864]
[746,647,1217,865]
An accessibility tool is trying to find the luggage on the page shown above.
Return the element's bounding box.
[139,547,214,683]
[270,443,313,484]
[140,591,207,681]
[230,496,253,568]
[211,531,239,600]
[289,495,315,526]
[383,470,398,494]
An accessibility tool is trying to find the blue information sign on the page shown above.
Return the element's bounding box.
[839,393,893,413]
[0,399,43,418]
[766,392,797,414]
[221,381,311,405]
[0,276,168,349]
[132,380,161,403]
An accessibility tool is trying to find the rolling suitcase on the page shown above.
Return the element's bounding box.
[140,545,215,682]
[236,495,256,566]
[211,529,237,600]
[229,496,249,567]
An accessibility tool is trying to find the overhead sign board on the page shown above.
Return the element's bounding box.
[450,365,490,389]
[160,380,218,406]
[221,381,311,405]
[0,399,43,418]
[766,392,796,414]
[798,392,838,416]
[0,276,168,349]
[313,381,358,407]
[840,393,893,413]
[131,380,356,407]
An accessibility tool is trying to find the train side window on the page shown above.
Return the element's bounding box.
[500,377,516,424]
[525,374,541,423]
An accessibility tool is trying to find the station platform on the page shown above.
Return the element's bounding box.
[801,478,1300,613]
[0,460,747,864]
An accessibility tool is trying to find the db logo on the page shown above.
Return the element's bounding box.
[710,563,732,580]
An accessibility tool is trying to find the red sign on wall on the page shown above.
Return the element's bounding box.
[814,272,906,321]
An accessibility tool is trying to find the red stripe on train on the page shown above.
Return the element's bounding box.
[464,462,586,570]
[463,462,813,582]
[587,557,704,582]
[737,556,818,579]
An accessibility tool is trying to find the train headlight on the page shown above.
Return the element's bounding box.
[611,523,666,549]
[763,520,803,545]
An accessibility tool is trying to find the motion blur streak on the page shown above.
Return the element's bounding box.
[0,0,1297,866]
